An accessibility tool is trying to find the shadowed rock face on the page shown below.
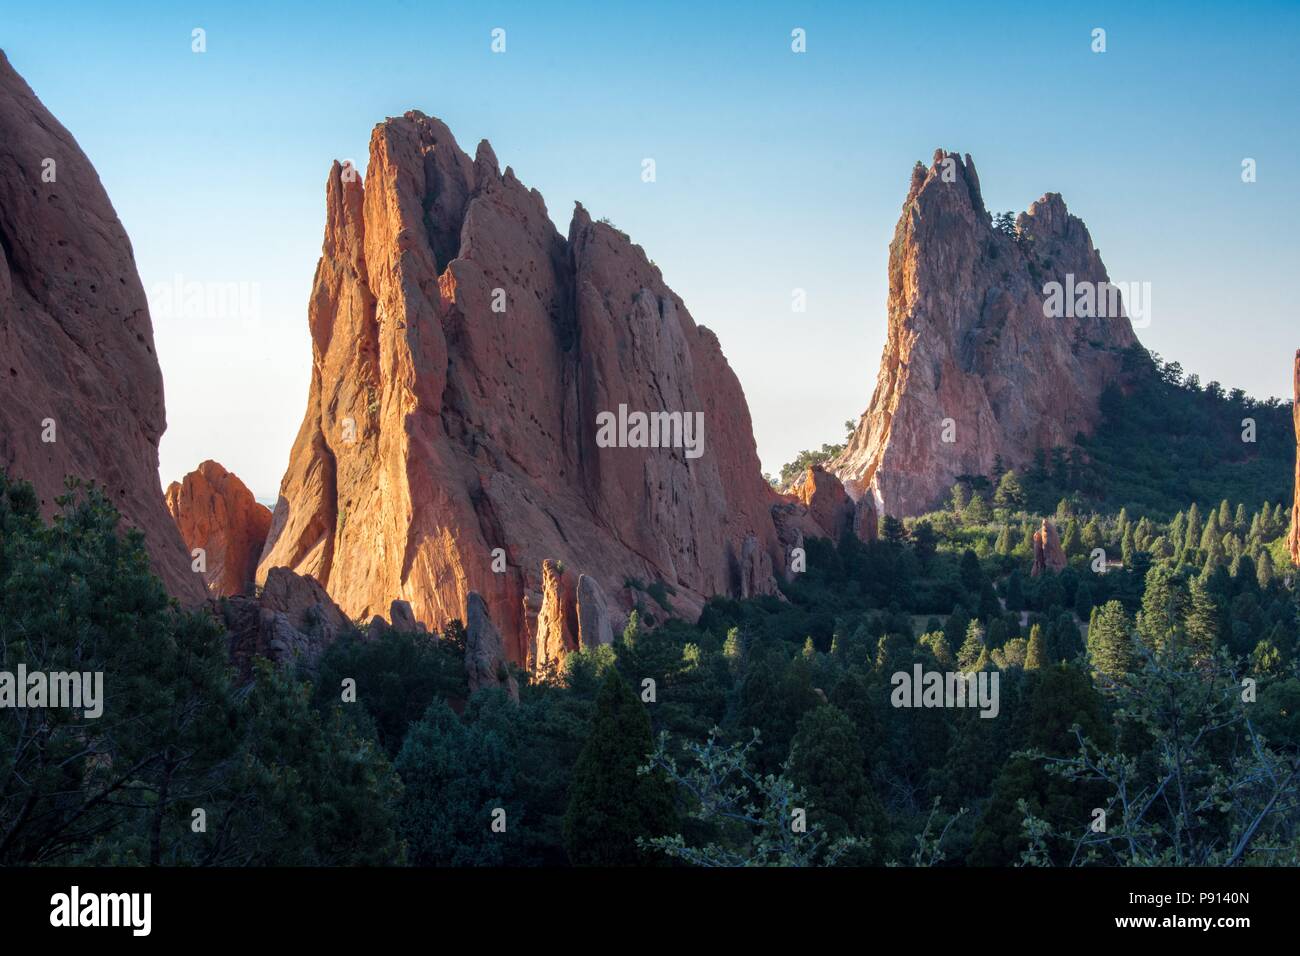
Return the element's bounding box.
[832,149,1140,518]
[1290,352,1300,566]
[258,111,790,665]
[0,50,201,602]
[792,464,877,544]
[219,566,351,680]
[166,460,272,597]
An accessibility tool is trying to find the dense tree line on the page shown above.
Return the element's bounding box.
[3,441,1299,865]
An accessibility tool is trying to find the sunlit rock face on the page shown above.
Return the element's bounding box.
[0,50,201,602]
[1031,519,1068,577]
[166,460,272,597]
[832,149,1139,518]
[258,111,794,669]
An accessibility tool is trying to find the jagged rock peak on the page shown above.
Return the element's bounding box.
[831,149,1139,517]
[259,110,789,669]
[165,460,272,597]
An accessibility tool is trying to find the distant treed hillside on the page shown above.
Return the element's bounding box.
[1052,347,1293,518]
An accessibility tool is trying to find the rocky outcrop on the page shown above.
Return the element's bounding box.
[791,464,878,543]
[258,111,789,667]
[165,460,272,597]
[530,560,579,677]
[1031,519,1068,576]
[576,573,616,649]
[1290,351,1300,566]
[466,591,517,701]
[0,51,201,602]
[832,149,1140,517]
[218,567,352,678]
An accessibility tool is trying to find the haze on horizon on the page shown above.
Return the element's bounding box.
[4,0,1297,500]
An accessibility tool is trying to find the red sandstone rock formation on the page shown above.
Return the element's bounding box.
[1290,351,1300,566]
[792,464,878,544]
[530,559,579,678]
[258,112,788,668]
[165,460,272,597]
[832,149,1140,517]
[218,566,352,679]
[576,573,616,649]
[1031,519,1068,577]
[0,51,201,601]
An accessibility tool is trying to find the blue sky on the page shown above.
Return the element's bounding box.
[4,0,1298,499]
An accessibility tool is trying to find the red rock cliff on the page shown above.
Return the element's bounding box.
[0,50,201,602]
[258,112,787,664]
[166,460,272,597]
[832,150,1140,517]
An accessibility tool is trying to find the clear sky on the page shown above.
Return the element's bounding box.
[4,0,1298,500]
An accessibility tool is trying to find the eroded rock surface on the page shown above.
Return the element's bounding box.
[0,50,200,601]
[166,460,272,597]
[832,149,1139,517]
[1031,519,1068,577]
[258,112,790,667]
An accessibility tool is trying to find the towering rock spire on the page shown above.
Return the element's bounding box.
[832,149,1140,517]
[0,50,202,601]
[258,111,790,665]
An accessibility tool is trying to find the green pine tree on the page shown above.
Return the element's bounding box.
[562,669,678,865]
[1087,600,1137,681]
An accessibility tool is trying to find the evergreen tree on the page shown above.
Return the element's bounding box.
[1183,579,1221,659]
[968,664,1109,866]
[978,582,1002,622]
[1087,600,1137,680]
[396,701,515,866]
[1025,624,1047,669]
[788,705,887,858]
[919,631,956,670]
[963,494,990,525]
[1184,503,1202,555]
[1082,516,1104,552]
[562,669,678,865]
[911,520,939,570]
[1137,565,1187,651]
[958,620,987,671]
[993,470,1026,510]
[950,483,969,512]
[1061,519,1082,558]
[1200,510,1221,552]
[1257,549,1275,589]
[944,606,972,658]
